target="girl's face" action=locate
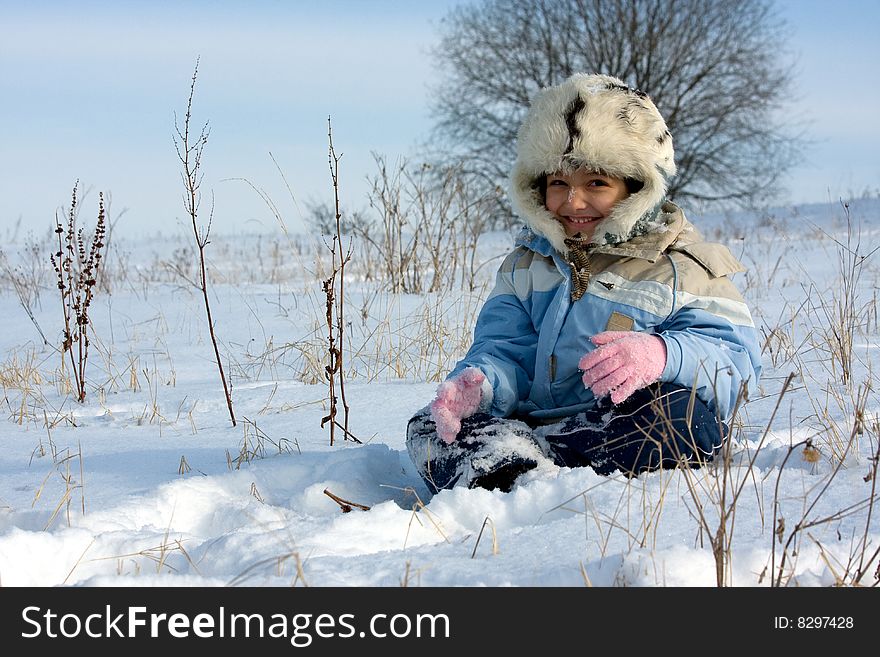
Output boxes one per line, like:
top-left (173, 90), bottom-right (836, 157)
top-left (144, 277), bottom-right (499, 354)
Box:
top-left (545, 170), bottom-right (629, 239)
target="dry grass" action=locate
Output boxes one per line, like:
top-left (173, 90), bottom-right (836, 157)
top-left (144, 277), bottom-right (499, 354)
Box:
top-left (30, 441), bottom-right (86, 530)
top-left (227, 415), bottom-right (299, 470)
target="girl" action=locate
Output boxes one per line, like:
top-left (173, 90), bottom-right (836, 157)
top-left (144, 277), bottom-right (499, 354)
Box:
top-left (407, 74), bottom-right (761, 493)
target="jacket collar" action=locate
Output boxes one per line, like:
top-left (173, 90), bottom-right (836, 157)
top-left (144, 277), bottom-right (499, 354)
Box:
top-left (514, 225), bottom-right (556, 258)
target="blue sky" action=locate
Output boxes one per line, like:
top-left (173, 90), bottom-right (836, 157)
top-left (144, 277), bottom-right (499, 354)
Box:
top-left (1, 0), bottom-right (879, 238)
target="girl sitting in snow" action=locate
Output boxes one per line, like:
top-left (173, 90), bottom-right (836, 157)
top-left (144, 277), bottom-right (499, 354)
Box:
top-left (406, 74), bottom-right (762, 493)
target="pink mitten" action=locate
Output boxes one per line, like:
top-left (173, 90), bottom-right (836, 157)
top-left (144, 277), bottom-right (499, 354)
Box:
top-left (430, 367), bottom-right (486, 444)
top-left (578, 331), bottom-right (667, 404)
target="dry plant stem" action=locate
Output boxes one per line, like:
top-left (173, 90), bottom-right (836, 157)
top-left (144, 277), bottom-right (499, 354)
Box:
top-left (291, 552), bottom-right (309, 587)
top-left (801, 202), bottom-right (879, 389)
top-left (853, 437), bottom-right (880, 585)
top-left (321, 273), bottom-right (338, 445)
top-left (579, 562), bottom-right (594, 587)
top-left (379, 484), bottom-right (451, 547)
top-left (680, 373), bottom-right (793, 586)
top-left (320, 118), bottom-right (358, 445)
top-left (174, 59), bottom-right (236, 427)
top-left (331, 131), bottom-right (351, 442)
top-left (62, 538), bottom-right (96, 585)
top-left (773, 476), bottom-right (875, 586)
top-left (770, 427), bottom-right (863, 587)
top-left (323, 488), bottom-right (370, 513)
top-left (78, 440), bottom-right (85, 515)
top-left (400, 561), bottom-right (413, 587)
top-left (470, 516), bottom-right (499, 558)
top-left (50, 182), bottom-right (107, 402)
top-left (229, 551), bottom-right (309, 587)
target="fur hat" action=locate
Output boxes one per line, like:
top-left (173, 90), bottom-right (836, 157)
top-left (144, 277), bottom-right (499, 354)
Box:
top-left (511, 74), bottom-right (676, 254)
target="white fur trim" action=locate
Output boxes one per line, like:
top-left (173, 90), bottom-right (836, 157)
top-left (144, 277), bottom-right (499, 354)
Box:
top-left (511, 74), bottom-right (675, 254)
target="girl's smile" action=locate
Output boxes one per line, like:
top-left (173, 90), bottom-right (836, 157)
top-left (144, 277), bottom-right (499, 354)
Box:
top-left (544, 170), bottom-right (629, 239)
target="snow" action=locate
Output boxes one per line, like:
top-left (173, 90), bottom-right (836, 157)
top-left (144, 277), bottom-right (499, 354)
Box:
top-left (1, 196), bottom-right (879, 588)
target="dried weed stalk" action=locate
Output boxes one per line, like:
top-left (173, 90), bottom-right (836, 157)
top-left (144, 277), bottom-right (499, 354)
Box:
top-left (173, 59), bottom-right (236, 427)
top-left (320, 117), bottom-right (359, 446)
top-left (50, 181), bottom-right (107, 402)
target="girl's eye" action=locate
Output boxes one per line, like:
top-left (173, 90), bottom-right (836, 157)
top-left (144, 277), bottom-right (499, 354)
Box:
top-left (548, 179), bottom-right (568, 186)
top-left (588, 179), bottom-right (609, 187)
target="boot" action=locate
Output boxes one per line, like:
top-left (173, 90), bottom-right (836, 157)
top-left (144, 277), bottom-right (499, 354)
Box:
top-left (406, 408), bottom-right (543, 493)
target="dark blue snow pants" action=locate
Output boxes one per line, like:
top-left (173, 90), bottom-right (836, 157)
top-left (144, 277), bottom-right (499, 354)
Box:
top-left (406, 383), bottom-right (727, 492)
top-left (542, 383), bottom-right (727, 476)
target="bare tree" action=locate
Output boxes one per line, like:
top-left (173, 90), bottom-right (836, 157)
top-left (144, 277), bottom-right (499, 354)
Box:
top-left (431, 0), bottom-right (801, 209)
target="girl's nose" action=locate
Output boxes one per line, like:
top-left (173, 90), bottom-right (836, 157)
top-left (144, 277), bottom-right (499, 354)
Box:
top-left (566, 185), bottom-right (587, 207)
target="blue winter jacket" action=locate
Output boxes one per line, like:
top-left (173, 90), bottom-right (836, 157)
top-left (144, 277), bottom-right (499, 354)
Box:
top-left (448, 205), bottom-right (762, 423)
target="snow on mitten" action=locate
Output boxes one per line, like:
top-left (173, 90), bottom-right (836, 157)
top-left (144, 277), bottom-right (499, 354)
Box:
top-left (579, 331), bottom-right (667, 405)
top-left (430, 367), bottom-right (486, 444)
